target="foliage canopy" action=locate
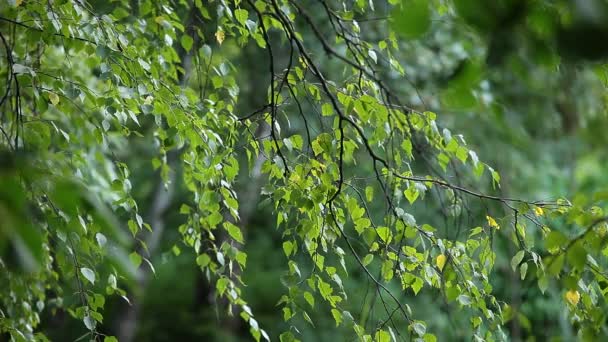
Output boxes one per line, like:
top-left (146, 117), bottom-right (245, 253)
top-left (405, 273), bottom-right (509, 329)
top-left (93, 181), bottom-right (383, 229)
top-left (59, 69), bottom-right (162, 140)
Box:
top-left (2, 0), bottom-right (608, 341)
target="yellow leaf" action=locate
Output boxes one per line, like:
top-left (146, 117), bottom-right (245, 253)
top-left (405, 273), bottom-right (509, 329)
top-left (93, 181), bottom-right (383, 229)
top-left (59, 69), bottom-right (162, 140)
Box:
top-left (48, 92), bottom-right (59, 105)
top-left (486, 215), bottom-right (499, 229)
top-left (534, 206), bottom-right (544, 216)
top-left (436, 254), bottom-right (447, 271)
top-left (215, 29), bottom-right (225, 45)
top-left (15, 0), bottom-right (23, 6)
top-left (565, 290), bottom-right (580, 306)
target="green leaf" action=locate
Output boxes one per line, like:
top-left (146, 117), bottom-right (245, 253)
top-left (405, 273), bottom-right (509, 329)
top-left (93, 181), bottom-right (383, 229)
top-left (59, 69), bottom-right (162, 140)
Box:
top-left (445, 139), bottom-right (458, 152)
top-left (520, 262), bottom-right (528, 280)
top-left (456, 147), bottom-right (469, 163)
top-left (375, 330), bottom-right (390, 342)
top-left (401, 139), bottom-right (413, 158)
top-left (280, 332), bottom-right (296, 342)
top-left (179, 204), bottom-right (191, 214)
top-left (321, 103), bottom-right (334, 116)
top-left (491, 170), bottom-right (501, 186)
top-left (567, 242), bottom-right (587, 270)
top-left (511, 250), bottom-right (525, 271)
top-left (391, 0), bottom-right (431, 39)
top-left (236, 252), bottom-right (247, 267)
top-left (235, 8), bottom-right (249, 25)
top-left (546, 231), bottom-right (567, 253)
top-left (129, 252), bottom-right (142, 268)
top-left (217, 278), bottom-right (229, 296)
top-left (538, 275), bottom-right (549, 294)
top-left (423, 334), bottom-right (437, 342)
top-left (405, 187), bottom-right (419, 204)
top-left (180, 34), bottom-right (194, 52)
top-left (331, 308), bottom-right (342, 326)
top-left (365, 186), bottom-right (374, 202)
top-left (283, 241), bottom-right (294, 257)
top-left (80, 267), bottom-right (96, 285)
top-left (304, 291), bottom-right (315, 308)
top-left (224, 222), bottom-right (244, 244)
top-left (377, 227), bottom-right (392, 244)
top-left (381, 260), bottom-right (394, 281)
top-left (412, 277), bottom-right (423, 294)
top-left (196, 254), bottom-right (211, 267)
top-left (362, 254), bottom-right (374, 266)
top-left (437, 153), bottom-right (450, 171)
top-left (354, 218), bottom-right (371, 234)
top-left (547, 254), bottom-right (565, 276)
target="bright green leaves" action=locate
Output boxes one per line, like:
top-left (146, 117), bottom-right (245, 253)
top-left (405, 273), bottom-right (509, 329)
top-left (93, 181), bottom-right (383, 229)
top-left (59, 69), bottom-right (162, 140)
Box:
top-left (511, 250), bottom-right (525, 271)
top-left (375, 329), bottom-right (391, 342)
top-left (443, 135), bottom-right (469, 164)
top-left (321, 103), bottom-right (334, 116)
top-left (437, 153), bottom-right (450, 171)
top-left (283, 241), bottom-right (295, 257)
top-left (180, 34), bottom-right (194, 52)
top-left (377, 227), bottom-right (392, 244)
top-left (391, 0), bottom-right (431, 39)
top-left (216, 277), bottom-right (230, 297)
top-left (303, 291), bottom-right (315, 308)
top-left (317, 276), bottom-right (335, 304)
top-left (234, 8), bottom-right (249, 25)
top-left (330, 308), bottom-right (342, 326)
top-left (224, 221), bottom-right (244, 244)
top-left (381, 260), bottom-right (394, 281)
top-left (129, 252), bottom-right (142, 268)
top-left (405, 186), bottom-right (419, 204)
top-left (346, 196), bottom-right (371, 235)
top-left (283, 135), bottom-right (303, 152)
top-left (196, 254), bottom-right (211, 268)
top-left (362, 254), bottom-right (374, 266)
top-left (365, 186), bottom-right (374, 202)
top-left (401, 139), bottom-right (413, 159)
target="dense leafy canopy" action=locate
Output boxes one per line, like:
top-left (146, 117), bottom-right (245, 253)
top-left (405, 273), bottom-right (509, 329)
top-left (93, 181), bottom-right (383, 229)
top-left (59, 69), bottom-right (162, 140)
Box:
top-left (2, 0), bottom-right (608, 341)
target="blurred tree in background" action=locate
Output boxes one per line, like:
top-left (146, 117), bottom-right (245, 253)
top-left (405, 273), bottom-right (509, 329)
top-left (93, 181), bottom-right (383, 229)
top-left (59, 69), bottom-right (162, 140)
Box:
top-left (2, 0), bottom-right (608, 341)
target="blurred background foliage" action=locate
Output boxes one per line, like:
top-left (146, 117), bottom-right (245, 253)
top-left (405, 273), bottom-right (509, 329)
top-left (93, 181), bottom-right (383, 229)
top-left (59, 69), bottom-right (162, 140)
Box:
top-left (3, 0), bottom-right (608, 341)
